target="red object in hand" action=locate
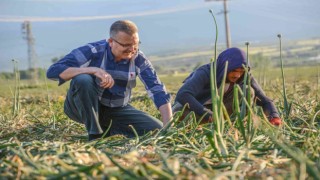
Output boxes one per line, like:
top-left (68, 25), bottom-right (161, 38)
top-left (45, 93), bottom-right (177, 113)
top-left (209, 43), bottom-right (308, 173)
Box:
top-left (269, 117), bottom-right (282, 126)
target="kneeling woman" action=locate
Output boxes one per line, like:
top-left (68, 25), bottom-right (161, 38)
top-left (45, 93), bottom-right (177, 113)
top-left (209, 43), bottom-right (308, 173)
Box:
top-left (173, 47), bottom-right (282, 126)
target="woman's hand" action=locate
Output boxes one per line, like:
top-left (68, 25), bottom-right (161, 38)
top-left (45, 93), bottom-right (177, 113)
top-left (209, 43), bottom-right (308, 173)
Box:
top-left (269, 117), bottom-right (282, 126)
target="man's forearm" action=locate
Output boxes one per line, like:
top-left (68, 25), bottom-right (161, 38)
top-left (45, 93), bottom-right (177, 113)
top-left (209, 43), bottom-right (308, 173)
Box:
top-left (159, 103), bottom-right (172, 126)
top-left (59, 67), bottom-right (99, 81)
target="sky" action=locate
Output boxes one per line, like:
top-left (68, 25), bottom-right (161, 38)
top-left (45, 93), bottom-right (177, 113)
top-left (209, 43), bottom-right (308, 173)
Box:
top-left (0, 0), bottom-right (319, 72)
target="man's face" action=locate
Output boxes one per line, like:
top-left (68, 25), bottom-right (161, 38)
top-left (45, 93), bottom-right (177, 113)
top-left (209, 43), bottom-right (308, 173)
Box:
top-left (227, 67), bottom-right (245, 83)
top-left (109, 31), bottom-right (140, 61)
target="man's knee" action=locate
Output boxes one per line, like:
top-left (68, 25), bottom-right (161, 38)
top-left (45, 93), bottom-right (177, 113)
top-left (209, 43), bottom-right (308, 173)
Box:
top-left (70, 74), bottom-right (99, 95)
top-left (142, 115), bottom-right (163, 130)
top-left (71, 74), bottom-right (95, 87)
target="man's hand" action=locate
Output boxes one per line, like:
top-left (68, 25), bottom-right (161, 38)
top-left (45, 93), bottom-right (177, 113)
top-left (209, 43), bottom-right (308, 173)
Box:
top-left (269, 117), bottom-right (282, 126)
top-left (59, 67), bottom-right (114, 89)
top-left (159, 103), bottom-right (172, 126)
top-left (93, 68), bottom-right (115, 88)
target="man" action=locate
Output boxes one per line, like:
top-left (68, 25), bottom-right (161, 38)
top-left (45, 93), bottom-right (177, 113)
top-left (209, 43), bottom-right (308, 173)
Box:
top-left (173, 47), bottom-right (282, 126)
top-left (47, 20), bottom-right (172, 141)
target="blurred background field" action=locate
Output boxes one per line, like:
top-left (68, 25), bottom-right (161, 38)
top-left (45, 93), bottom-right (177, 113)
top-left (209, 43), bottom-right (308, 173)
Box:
top-left (1, 39), bottom-right (319, 102)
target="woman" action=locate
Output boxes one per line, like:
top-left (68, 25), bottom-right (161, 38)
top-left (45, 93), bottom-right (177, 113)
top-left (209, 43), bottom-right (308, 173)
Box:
top-left (173, 47), bottom-right (282, 126)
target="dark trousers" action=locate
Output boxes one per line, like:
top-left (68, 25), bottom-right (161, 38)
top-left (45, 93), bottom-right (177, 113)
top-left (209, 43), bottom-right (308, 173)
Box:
top-left (64, 74), bottom-right (162, 137)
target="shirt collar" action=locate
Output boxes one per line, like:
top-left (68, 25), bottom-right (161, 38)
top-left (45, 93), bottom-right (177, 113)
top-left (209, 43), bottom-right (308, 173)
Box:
top-left (106, 40), bottom-right (130, 64)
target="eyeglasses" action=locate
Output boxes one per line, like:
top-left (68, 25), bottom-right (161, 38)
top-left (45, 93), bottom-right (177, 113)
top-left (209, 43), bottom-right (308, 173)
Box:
top-left (111, 38), bottom-right (141, 49)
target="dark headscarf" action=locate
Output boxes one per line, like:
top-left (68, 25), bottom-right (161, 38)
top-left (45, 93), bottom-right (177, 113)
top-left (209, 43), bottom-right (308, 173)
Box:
top-left (184, 47), bottom-right (249, 87)
top-left (215, 47), bottom-right (249, 86)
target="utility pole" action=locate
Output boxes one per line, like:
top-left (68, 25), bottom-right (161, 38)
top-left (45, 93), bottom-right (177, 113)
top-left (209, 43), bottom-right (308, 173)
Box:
top-left (22, 21), bottom-right (38, 81)
top-left (206, 0), bottom-right (232, 48)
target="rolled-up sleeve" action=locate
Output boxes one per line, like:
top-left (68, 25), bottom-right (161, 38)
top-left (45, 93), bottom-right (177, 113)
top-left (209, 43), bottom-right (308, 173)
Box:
top-left (136, 55), bottom-right (171, 109)
top-left (46, 45), bottom-right (95, 85)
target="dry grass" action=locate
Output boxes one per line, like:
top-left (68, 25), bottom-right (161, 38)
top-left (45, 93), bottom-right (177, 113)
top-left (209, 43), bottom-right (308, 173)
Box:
top-left (0, 71), bottom-right (319, 179)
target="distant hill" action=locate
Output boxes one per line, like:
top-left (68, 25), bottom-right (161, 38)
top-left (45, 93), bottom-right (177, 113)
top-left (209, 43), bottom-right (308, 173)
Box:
top-left (150, 38), bottom-right (320, 74)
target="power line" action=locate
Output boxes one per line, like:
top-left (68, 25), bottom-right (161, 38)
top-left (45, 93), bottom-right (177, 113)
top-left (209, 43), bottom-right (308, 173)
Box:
top-left (0, 3), bottom-right (216, 23)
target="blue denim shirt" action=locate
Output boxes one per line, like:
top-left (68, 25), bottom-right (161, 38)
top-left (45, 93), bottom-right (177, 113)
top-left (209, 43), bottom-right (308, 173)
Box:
top-left (47, 40), bottom-right (170, 109)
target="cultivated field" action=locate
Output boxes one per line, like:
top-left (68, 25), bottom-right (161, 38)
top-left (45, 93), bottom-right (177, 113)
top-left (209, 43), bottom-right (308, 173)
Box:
top-left (0, 62), bottom-right (319, 179)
